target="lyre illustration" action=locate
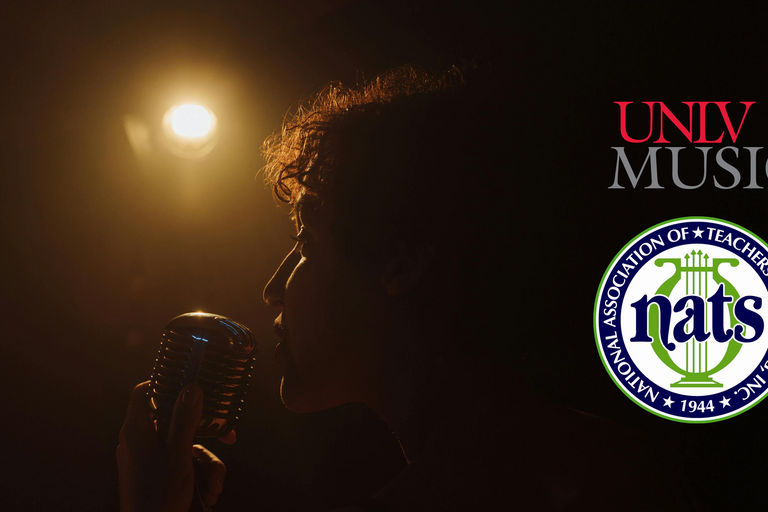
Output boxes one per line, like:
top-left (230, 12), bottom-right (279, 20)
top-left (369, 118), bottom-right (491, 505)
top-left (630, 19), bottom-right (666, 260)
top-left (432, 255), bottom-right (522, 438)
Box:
top-left (649, 250), bottom-right (742, 387)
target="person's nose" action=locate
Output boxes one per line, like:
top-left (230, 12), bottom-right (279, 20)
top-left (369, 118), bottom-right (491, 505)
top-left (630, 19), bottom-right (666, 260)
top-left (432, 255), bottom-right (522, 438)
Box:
top-left (263, 251), bottom-right (300, 307)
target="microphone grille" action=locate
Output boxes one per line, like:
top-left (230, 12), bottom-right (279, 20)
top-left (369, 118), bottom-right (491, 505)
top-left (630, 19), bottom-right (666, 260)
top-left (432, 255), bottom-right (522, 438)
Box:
top-left (148, 312), bottom-right (257, 438)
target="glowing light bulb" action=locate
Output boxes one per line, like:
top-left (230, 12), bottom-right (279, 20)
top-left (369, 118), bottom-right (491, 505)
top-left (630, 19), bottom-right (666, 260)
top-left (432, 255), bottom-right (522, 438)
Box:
top-left (162, 103), bottom-right (219, 159)
top-left (170, 104), bottom-right (213, 138)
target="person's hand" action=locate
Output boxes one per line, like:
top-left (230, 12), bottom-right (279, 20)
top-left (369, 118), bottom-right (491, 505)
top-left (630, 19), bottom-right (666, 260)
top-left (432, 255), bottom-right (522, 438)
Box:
top-left (117, 381), bottom-right (232, 512)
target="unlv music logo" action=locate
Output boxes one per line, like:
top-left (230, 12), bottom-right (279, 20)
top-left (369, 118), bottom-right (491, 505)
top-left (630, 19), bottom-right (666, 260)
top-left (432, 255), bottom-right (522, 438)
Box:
top-left (595, 218), bottom-right (768, 421)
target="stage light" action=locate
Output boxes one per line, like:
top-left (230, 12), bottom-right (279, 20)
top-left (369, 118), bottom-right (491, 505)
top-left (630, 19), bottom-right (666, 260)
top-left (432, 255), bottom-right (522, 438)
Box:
top-left (171, 104), bottom-right (213, 138)
top-left (162, 104), bottom-right (219, 159)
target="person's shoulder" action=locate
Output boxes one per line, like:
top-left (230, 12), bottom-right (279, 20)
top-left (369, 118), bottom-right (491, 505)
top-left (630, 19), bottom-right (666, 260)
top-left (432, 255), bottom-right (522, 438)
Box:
top-left (532, 404), bottom-right (697, 511)
top-left (370, 397), bottom-right (698, 511)
top-left (544, 405), bottom-right (655, 462)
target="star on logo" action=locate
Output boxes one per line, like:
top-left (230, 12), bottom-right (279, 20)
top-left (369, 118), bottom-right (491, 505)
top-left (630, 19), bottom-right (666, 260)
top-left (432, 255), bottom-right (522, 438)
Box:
top-left (693, 227), bottom-right (704, 238)
top-left (720, 396), bottom-right (731, 408)
top-left (663, 396), bottom-right (675, 408)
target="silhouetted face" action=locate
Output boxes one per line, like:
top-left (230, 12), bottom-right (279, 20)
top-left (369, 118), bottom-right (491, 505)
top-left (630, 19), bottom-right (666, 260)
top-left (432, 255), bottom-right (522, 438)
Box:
top-left (263, 198), bottom-right (388, 412)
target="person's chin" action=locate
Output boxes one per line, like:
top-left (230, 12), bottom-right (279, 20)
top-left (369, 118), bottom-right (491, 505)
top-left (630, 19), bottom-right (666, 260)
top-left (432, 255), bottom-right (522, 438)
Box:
top-left (279, 374), bottom-right (312, 412)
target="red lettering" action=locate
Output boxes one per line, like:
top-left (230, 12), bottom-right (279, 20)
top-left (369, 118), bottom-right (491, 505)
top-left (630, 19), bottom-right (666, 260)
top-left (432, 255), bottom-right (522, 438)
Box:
top-left (655, 102), bottom-right (695, 143)
top-left (618, 101), bottom-right (756, 144)
top-left (616, 101), bottom-right (654, 143)
top-left (694, 102), bottom-right (724, 143)
top-left (716, 101), bottom-right (755, 143)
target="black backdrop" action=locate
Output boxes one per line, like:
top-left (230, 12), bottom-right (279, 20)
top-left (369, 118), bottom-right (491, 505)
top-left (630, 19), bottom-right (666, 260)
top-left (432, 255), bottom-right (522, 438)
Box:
top-left (2, 2), bottom-right (767, 511)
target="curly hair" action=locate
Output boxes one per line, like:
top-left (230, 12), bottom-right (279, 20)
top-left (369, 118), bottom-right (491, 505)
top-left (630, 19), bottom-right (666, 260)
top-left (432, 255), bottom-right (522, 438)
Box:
top-left (261, 65), bottom-right (467, 212)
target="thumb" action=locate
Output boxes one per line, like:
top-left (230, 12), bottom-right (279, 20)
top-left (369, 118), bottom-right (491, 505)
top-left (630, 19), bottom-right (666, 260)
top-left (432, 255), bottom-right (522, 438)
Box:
top-left (166, 383), bottom-right (204, 462)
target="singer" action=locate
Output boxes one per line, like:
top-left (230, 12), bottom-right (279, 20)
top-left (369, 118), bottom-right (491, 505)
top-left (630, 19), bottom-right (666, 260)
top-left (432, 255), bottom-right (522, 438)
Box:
top-left (118, 65), bottom-right (695, 511)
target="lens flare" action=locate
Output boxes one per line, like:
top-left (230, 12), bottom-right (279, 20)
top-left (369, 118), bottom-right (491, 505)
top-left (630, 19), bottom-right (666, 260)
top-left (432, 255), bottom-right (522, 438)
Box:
top-left (170, 104), bottom-right (213, 138)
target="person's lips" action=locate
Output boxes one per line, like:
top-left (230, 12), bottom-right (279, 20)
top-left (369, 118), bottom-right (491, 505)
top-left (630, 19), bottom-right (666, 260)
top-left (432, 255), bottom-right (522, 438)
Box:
top-left (273, 315), bottom-right (294, 368)
top-left (273, 317), bottom-right (287, 340)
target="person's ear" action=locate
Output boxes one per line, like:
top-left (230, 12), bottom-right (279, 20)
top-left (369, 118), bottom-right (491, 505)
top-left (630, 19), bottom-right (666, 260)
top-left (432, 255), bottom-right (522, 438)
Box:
top-left (380, 243), bottom-right (435, 296)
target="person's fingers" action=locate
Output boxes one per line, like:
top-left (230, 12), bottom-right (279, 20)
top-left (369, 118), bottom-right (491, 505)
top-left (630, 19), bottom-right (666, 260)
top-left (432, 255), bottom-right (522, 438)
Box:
top-left (166, 383), bottom-right (204, 463)
top-left (156, 417), bottom-right (169, 443)
top-left (119, 381), bottom-right (155, 449)
top-left (218, 430), bottom-right (237, 445)
top-left (205, 493), bottom-right (219, 507)
top-left (192, 445), bottom-right (226, 506)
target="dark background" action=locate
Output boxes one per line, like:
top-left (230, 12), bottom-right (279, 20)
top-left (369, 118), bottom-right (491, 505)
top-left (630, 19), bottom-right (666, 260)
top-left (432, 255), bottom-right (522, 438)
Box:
top-left (2, 1), bottom-right (768, 511)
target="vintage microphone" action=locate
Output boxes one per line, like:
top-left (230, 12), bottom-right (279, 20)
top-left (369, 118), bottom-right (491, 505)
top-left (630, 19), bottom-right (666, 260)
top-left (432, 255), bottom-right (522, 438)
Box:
top-left (147, 312), bottom-right (257, 510)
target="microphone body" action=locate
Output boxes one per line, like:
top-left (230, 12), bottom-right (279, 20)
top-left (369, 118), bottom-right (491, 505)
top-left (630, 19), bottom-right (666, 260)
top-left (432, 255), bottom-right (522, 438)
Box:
top-left (147, 312), bottom-right (257, 438)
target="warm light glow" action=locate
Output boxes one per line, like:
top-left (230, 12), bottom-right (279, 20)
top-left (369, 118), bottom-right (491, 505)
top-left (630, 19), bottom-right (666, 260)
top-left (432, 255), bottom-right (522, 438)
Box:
top-left (170, 104), bottom-right (213, 138)
top-left (161, 103), bottom-right (219, 159)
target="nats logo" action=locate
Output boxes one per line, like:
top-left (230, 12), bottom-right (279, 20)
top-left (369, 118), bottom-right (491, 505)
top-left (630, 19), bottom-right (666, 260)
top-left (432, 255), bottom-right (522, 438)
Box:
top-left (594, 218), bottom-right (768, 422)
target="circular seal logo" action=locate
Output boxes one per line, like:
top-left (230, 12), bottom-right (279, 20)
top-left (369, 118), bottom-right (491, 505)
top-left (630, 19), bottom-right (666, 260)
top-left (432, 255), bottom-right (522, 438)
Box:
top-left (594, 217), bottom-right (768, 422)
